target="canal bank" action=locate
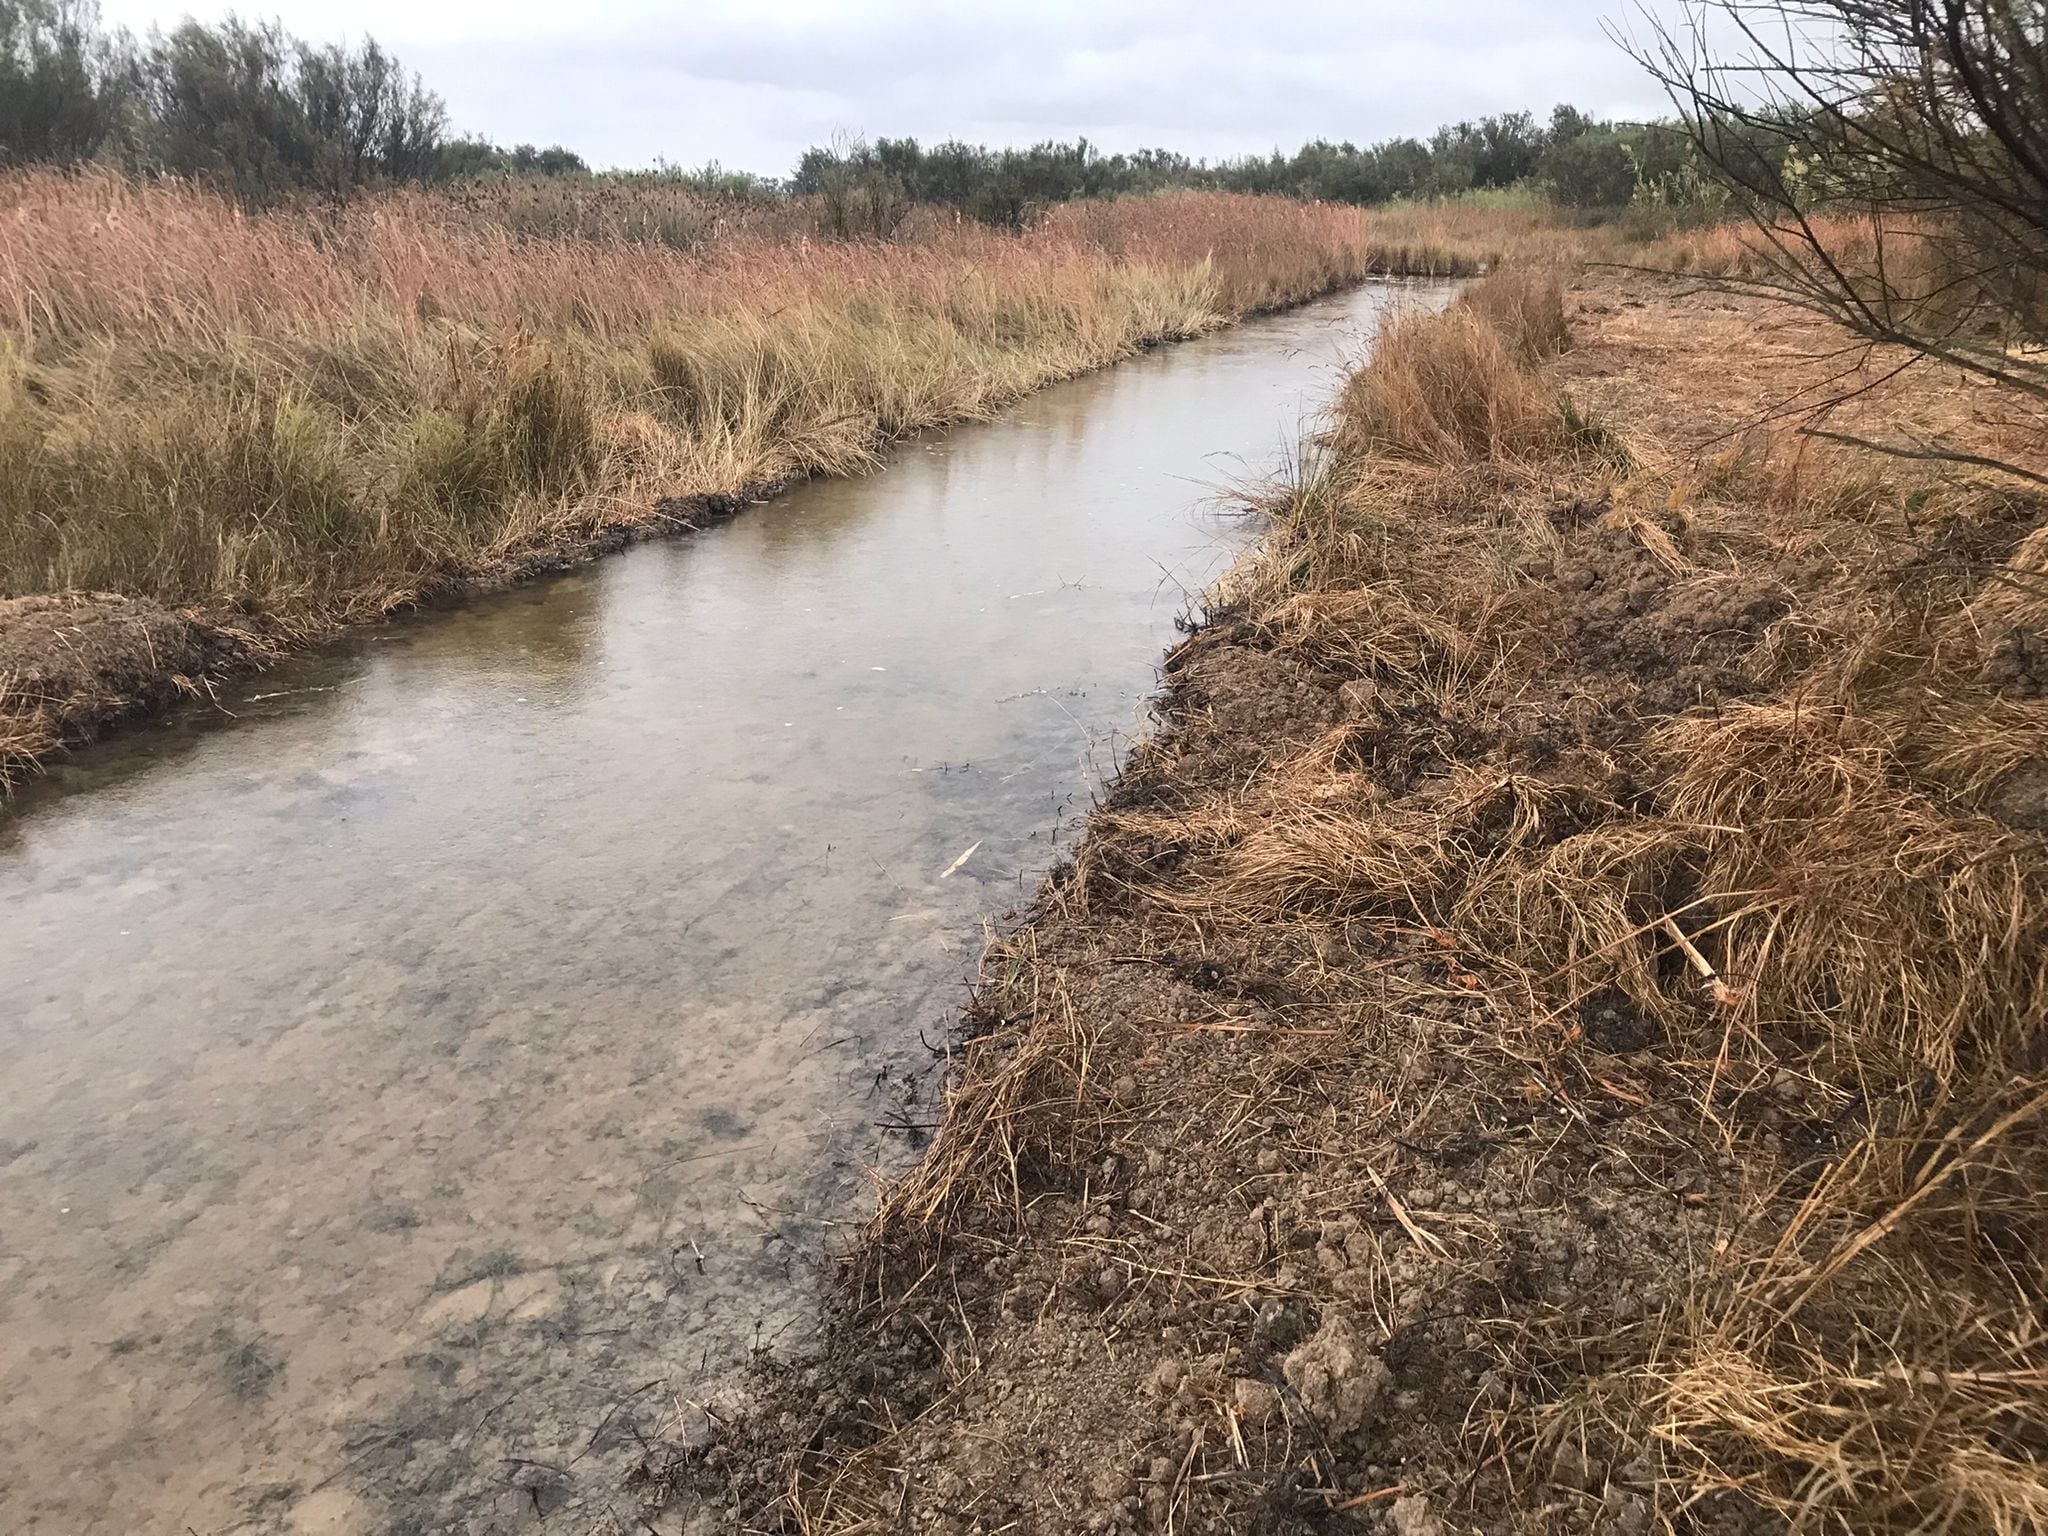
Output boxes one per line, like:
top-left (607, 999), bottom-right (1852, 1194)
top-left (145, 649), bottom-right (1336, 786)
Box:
top-left (660, 272), bottom-right (2048, 1536)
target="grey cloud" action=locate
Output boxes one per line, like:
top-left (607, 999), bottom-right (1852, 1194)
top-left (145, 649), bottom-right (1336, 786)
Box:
top-left (101, 0), bottom-right (1683, 173)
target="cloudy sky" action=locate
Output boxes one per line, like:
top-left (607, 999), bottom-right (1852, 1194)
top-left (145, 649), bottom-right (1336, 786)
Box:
top-left (94, 0), bottom-right (1683, 177)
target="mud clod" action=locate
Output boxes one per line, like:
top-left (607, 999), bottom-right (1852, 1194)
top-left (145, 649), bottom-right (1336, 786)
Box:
top-left (1280, 1310), bottom-right (1388, 1438)
top-left (1389, 1492), bottom-right (1444, 1536)
top-left (0, 592), bottom-right (250, 774)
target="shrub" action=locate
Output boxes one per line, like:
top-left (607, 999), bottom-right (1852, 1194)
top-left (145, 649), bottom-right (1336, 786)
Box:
top-left (1542, 130), bottom-right (1638, 209)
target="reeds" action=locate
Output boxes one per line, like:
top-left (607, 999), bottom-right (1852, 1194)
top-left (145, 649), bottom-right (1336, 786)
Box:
top-left (1332, 271), bottom-right (1576, 466)
top-left (3, 174), bottom-right (1527, 622)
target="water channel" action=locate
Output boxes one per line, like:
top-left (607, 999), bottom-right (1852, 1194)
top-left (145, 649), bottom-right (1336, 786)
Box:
top-left (0, 280), bottom-right (1443, 1534)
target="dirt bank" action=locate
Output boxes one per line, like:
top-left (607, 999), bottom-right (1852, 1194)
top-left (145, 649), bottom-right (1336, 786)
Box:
top-left (644, 272), bottom-right (2048, 1534)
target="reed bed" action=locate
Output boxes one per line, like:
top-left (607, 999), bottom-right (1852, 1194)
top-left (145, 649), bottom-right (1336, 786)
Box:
top-left (0, 174), bottom-right (1537, 627)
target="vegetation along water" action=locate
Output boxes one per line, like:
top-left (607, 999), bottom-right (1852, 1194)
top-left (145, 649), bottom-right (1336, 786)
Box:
top-left (2, 1), bottom-right (2045, 1533)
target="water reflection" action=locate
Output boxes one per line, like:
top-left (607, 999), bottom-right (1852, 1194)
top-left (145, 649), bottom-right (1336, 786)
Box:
top-left (0, 283), bottom-right (1445, 1535)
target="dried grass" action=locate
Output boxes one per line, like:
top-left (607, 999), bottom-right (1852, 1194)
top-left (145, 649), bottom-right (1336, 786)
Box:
top-left (0, 675), bottom-right (53, 776)
top-left (682, 236), bottom-right (2046, 1535)
top-left (1332, 272), bottom-right (1583, 467)
top-left (1140, 273), bottom-right (2048, 1531)
top-left (4, 174), bottom-right (1540, 625)
top-left (1653, 1069), bottom-right (2048, 1529)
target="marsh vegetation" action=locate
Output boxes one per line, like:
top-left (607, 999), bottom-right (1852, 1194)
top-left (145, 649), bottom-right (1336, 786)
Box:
top-left (3, 1), bottom-right (2045, 1531)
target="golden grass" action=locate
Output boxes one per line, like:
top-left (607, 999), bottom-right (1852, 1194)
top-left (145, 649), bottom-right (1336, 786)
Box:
top-left (1333, 271), bottom-right (1577, 466)
top-left (427, 174), bottom-right (810, 250)
top-left (1651, 1067), bottom-right (2048, 1534)
top-left (0, 174), bottom-right (1568, 631)
top-left (1628, 209), bottom-right (2044, 350)
top-left (0, 676), bottom-right (52, 773)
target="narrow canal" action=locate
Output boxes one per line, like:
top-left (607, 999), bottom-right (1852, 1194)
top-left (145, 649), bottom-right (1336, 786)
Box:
top-left (0, 281), bottom-right (1440, 1534)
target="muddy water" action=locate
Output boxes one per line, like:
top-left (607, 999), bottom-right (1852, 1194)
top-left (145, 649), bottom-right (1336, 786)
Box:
top-left (0, 282), bottom-right (1439, 1535)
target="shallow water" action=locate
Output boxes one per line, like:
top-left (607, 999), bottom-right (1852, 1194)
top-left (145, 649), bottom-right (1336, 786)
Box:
top-left (0, 281), bottom-right (1440, 1535)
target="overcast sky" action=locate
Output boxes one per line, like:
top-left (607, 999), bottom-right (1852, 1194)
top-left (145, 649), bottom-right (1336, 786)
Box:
top-left (93, 0), bottom-right (1684, 176)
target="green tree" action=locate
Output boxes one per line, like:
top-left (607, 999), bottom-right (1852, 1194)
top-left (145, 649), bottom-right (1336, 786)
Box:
top-left (0, 0), bottom-right (132, 166)
top-left (145, 18), bottom-right (305, 201)
top-left (508, 142), bottom-right (584, 175)
top-left (433, 135), bottom-right (508, 179)
top-left (1473, 110), bottom-right (1544, 185)
top-left (142, 16), bottom-right (446, 203)
top-left (1548, 102), bottom-right (1593, 145)
top-left (295, 36), bottom-right (444, 189)
top-left (1542, 129), bottom-right (1637, 207)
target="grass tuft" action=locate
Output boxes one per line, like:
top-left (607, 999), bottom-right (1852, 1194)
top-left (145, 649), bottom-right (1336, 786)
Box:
top-left (1331, 272), bottom-right (1594, 468)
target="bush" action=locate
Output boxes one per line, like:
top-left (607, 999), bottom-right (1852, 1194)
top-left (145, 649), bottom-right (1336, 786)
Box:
top-left (1542, 130), bottom-right (1637, 209)
top-left (145, 19), bottom-right (446, 203)
top-left (0, 0), bottom-right (131, 166)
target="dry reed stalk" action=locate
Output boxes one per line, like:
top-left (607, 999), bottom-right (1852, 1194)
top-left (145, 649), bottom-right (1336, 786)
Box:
top-left (2, 174), bottom-right (1449, 627)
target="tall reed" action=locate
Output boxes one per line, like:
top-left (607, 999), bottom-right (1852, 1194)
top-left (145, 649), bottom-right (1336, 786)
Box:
top-left (0, 176), bottom-right (1534, 622)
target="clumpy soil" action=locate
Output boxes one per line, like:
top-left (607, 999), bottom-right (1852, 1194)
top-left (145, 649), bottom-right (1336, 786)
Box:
top-left (640, 276), bottom-right (2048, 1534)
top-left (646, 632), bottom-right (1723, 1536)
top-left (0, 592), bottom-right (254, 773)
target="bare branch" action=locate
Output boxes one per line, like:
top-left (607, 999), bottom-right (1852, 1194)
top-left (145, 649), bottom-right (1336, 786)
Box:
top-left (1800, 426), bottom-right (2048, 487)
top-left (1615, 0), bottom-right (2048, 486)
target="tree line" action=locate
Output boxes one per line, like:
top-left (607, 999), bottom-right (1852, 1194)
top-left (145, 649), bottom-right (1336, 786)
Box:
top-left (790, 108), bottom-right (1712, 231)
top-left (4, 0), bottom-right (1729, 217)
top-left (0, 0), bottom-right (584, 202)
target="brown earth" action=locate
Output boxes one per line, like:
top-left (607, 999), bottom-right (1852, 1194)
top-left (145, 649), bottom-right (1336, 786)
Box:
top-left (0, 591), bottom-right (255, 776)
top-left (641, 272), bottom-right (2048, 1535)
